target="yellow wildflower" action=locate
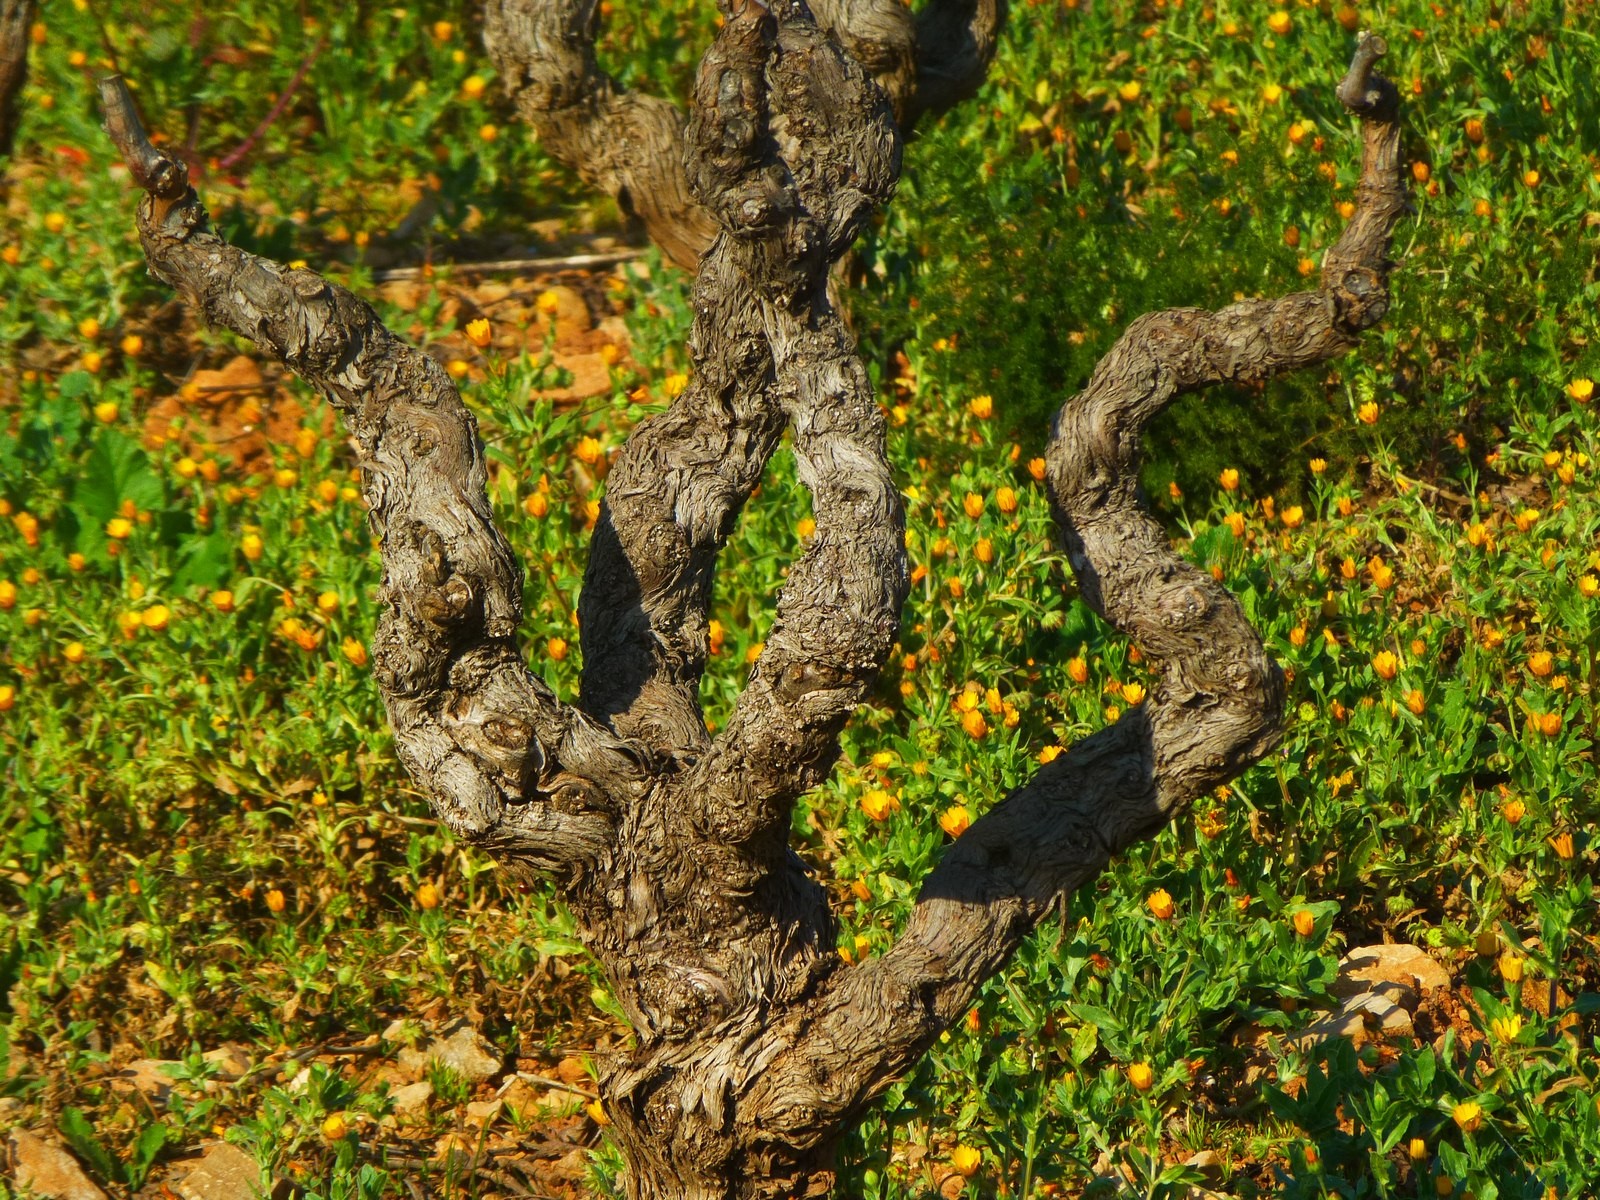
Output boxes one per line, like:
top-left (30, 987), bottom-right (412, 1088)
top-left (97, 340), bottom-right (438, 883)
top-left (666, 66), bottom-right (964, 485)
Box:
top-left (1489, 1013), bottom-right (1521, 1044)
top-left (938, 806), bottom-right (971, 838)
top-left (861, 789), bottom-right (899, 821)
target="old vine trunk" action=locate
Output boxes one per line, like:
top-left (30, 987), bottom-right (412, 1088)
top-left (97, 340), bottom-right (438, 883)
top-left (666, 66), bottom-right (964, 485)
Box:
top-left (102, 1), bottom-right (1405, 1195)
top-left (0, 0), bottom-right (36, 161)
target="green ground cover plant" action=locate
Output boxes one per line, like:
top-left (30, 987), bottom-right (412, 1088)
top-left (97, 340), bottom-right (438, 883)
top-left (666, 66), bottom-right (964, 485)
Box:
top-left (0, 2), bottom-right (1596, 1198)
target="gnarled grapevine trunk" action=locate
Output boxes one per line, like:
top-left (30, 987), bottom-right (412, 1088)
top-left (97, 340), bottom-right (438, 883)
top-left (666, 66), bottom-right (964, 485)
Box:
top-left (0, 0), bottom-right (36, 161)
top-left (102, 2), bottom-right (1406, 1194)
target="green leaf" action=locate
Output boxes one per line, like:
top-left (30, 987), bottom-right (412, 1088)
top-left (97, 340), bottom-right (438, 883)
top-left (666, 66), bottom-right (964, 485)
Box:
top-left (71, 431), bottom-right (165, 540)
top-left (1063, 1003), bottom-right (1123, 1035)
top-left (130, 1122), bottom-right (170, 1187)
top-left (55, 371), bottom-right (97, 400)
top-left (1070, 1020), bottom-right (1099, 1065)
top-left (173, 526), bottom-right (236, 590)
top-left (58, 1107), bottom-right (122, 1184)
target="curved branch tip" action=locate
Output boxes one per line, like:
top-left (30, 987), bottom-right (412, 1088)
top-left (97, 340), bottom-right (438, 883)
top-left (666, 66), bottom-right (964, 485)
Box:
top-left (1337, 32), bottom-right (1394, 114)
top-left (98, 73), bottom-right (187, 200)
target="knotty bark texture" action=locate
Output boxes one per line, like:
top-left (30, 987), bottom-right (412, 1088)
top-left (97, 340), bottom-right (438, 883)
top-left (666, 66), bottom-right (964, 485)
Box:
top-left (104, 12), bottom-right (1406, 1198)
top-left (0, 0), bottom-right (35, 160)
top-left (485, 0), bottom-right (1005, 270)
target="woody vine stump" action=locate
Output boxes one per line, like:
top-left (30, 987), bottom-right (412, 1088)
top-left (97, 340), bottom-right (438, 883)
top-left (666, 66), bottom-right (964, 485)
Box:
top-left (102, 5), bottom-right (1406, 1196)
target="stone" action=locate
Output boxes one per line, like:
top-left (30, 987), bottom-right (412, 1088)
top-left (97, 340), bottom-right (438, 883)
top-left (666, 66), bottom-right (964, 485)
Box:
top-left (381, 1017), bottom-right (419, 1046)
top-left (500, 1076), bottom-right (584, 1120)
top-left (173, 1141), bottom-right (278, 1200)
top-left (1186, 1149), bottom-right (1224, 1180)
top-left (202, 1044), bottom-right (252, 1080)
top-left (1333, 944), bottom-right (1451, 1000)
top-left (541, 351), bottom-right (618, 401)
top-left (464, 1098), bottom-right (503, 1127)
top-left (1295, 991), bottom-right (1414, 1047)
top-left (555, 1055), bottom-right (590, 1086)
top-left (390, 1080), bottom-right (433, 1119)
top-left (432, 1130), bottom-right (477, 1167)
top-left (187, 356), bottom-right (265, 405)
top-left (376, 280), bottom-right (429, 313)
top-left (8, 1130), bottom-right (108, 1200)
top-left (109, 1059), bottom-right (179, 1105)
top-left (553, 1147), bottom-right (590, 1177)
top-left (534, 285), bottom-right (592, 334)
top-left (395, 1020), bottom-right (502, 1083)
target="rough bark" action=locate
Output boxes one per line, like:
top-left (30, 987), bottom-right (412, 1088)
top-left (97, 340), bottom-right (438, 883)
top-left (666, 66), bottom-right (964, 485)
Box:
top-left (740, 38), bottom-right (1408, 1137)
top-left (104, 20), bottom-right (1406, 1200)
top-left (0, 0), bottom-right (35, 160)
top-left (485, 0), bottom-right (1005, 271)
top-left (100, 77), bottom-right (634, 882)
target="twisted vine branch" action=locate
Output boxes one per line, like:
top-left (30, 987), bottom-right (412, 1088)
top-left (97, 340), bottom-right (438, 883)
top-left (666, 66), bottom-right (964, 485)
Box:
top-left (100, 75), bottom-right (632, 882)
top-left (741, 31), bottom-right (1407, 1137)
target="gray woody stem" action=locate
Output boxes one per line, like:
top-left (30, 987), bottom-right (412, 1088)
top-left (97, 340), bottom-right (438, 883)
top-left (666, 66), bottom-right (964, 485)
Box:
top-left (0, 0), bottom-right (37, 161)
top-left (484, 0), bottom-right (1004, 271)
top-left (99, 75), bottom-right (631, 881)
top-left (739, 30), bottom-right (1406, 1144)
